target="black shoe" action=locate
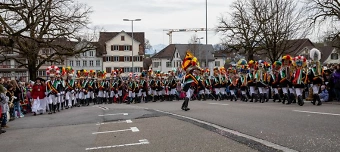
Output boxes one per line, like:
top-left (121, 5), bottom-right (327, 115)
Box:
top-left (33, 112), bottom-right (36, 116)
top-left (297, 95), bottom-right (304, 106)
top-left (0, 129), bottom-right (6, 134)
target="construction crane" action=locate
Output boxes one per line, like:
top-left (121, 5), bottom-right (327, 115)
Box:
top-left (163, 28), bottom-right (215, 44)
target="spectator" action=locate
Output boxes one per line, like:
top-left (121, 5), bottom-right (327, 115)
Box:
top-left (332, 64), bottom-right (340, 101)
top-left (0, 85), bottom-right (9, 133)
top-left (319, 85), bottom-right (329, 102)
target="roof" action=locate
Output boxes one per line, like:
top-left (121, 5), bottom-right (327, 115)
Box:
top-left (318, 46), bottom-right (335, 63)
top-left (143, 57), bottom-right (152, 70)
top-left (283, 39), bottom-right (315, 56)
top-left (152, 44), bottom-right (215, 61)
top-left (98, 31), bottom-right (145, 55)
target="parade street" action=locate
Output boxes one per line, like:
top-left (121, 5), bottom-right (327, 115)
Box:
top-left (1, 100), bottom-right (340, 152)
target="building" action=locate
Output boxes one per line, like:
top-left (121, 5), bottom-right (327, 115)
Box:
top-left (319, 46), bottom-right (338, 64)
top-left (65, 42), bottom-right (103, 72)
top-left (151, 44), bottom-right (215, 72)
top-left (98, 31), bottom-right (145, 75)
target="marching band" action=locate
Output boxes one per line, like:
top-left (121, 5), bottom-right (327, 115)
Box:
top-left (25, 48), bottom-right (329, 116)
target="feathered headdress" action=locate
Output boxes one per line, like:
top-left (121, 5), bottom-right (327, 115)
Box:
top-left (272, 61), bottom-right (282, 71)
top-left (248, 60), bottom-right (256, 69)
top-left (65, 67), bottom-right (74, 77)
top-left (89, 70), bottom-right (96, 78)
top-left (293, 56), bottom-right (307, 67)
top-left (182, 50), bottom-right (201, 72)
top-left (309, 48), bottom-right (321, 61)
top-left (46, 65), bottom-right (60, 77)
top-left (111, 70), bottom-right (117, 78)
top-left (96, 71), bottom-right (106, 80)
top-left (76, 69), bottom-right (88, 79)
top-left (281, 55), bottom-right (293, 66)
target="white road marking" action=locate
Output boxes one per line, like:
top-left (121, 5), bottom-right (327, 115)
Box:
top-left (154, 109), bottom-right (298, 152)
top-left (98, 113), bottom-right (128, 116)
top-left (85, 139), bottom-right (149, 150)
top-left (293, 110), bottom-right (340, 116)
top-left (92, 105), bottom-right (109, 110)
top-left (92, 127), bottom-right (139, 134)
top-left (96, 119), bottom-right (133, 125)
top-left (208, 103), bottom-right (229, 106)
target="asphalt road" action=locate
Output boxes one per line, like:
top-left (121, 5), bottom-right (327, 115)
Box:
top-left (1, 99), bottom-right (339, 152)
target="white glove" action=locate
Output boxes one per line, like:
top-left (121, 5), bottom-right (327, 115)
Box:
top-left (13, 96), bottom-right (17, 99)
top-left (57, 93), bottom-right (60, 96)
top-left (71, 90), bottom-right (75, 93)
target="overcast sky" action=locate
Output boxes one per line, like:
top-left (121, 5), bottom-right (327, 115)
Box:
top-left (79, 0), bottom-right (233, 46)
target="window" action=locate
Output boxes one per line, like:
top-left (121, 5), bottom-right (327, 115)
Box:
top-left (82, 52), bottom-right (87, 57)
top-left (135, 56), bottom-right (141, 62)
top-left (331, 53), bottom-right (338, 60)
top-left (83, 60), bottom-right (87, 66)
top-left (76, 60), bottom-right (80, 66)
top-left (69, 60), bottom-right (74, 66)
top-left (121, 36), bottom-right (125, 41)
top-left (96, 60), bottom-right (100, 66)
top-left (106, 67), bottom-right (111, 73)
top-left (114, 45), bottom-right (119, 51)
top-left (124, 67), bottom-right (132, 72)
top-left (113, 56), bottom-right (119, 62)
top-left (166, 61), bottom-right (172, 67)
top-left (176, 53), bottom-right (179, 58)
top-left (153, 62), bottom-right (161, 67)
top-left (124, 45), bottom-right (131, 51)
top-left (37, 71), bottom-right (46, 77)
top-left (106, 56), bottom-right (111, 62)
top-left (89, 60), bottom-right (94, 66)
top-left (215, 61), bottom-right (220, 67)
top-left (134, 67), bottom-right (141, 72)
top-left (89, 51), bottom-right (94, 57)
top-left (124, 56), bottom-right (130, 61)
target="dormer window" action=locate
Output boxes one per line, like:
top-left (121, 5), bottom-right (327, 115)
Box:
top-left (331, 53), bottom-right (339, 60)
top-left (121, 36), bottom-right (125, 41)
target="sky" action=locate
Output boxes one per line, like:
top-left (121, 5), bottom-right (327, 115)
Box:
top-left (79, 0), bottom-right (233, 47)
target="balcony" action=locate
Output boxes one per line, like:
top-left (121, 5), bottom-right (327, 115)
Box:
top-left (0, 64), bottom-right (26, 71)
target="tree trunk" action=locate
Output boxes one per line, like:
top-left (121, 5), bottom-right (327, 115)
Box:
top-left (28, 65), bottom-right (38, 81)
top-left (247, 50), bottom-right (254, 61)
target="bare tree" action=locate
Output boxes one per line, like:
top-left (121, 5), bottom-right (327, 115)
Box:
top-left (305, 0), bottom-right (340, 49)
top-left (218, 0), bottom-right (309, 63)
top-left (217, 0), bottom-right (264, 60)
top-left (256, 0), bottom-right (309, 63)
top-left (0, 0), bottom-right (94, 80)
top-left (145, 39), bottom-right (152, 50)
top-left (187, 34), bottom-right (203, 63)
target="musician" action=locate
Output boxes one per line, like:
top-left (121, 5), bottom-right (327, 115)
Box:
top-left (219, 67), bottom-right (228, 100)
top-left (127, 73), bottom-right (136, 104)
top-left (307, 48), bottom-right (323, 106)
top-left (55, 74), bottom-right (64, 112)
top-left (31, 78), bottom-right (46, 115)
top-left (270, 61), bottom-right (283, 102)
top-left (154, 71), bottom-right (164, 102)
top-left (46, 66), bottom-right (60, 114)
top-left (139, 72), bottom-right (148, 103)
top-left (147, 69), bottom-right (154, 102)
top-left (87, 71), bottom-right (96, 106)
top-left (150, 73), bottom-right (157, 102)
top-left (256, 60), bottom-right (268, 103)
top-left (203, 69), bottom-right (213, 100)
top-left (169, 70), bottom-right (177, 101)
top-left (117, 69), bottom-right (124, 103)
top-left (196, 69), bottom-right (206, 101)
top-left (162, 73), bottom-right (170, 101)
top-left (247, 60), bottom-right (258, 102)
top-left (181, 51), bottom-right (201, 111)
top-left (280, 55), bottom-right (293, 105)
top-left (65, 67), bottom-right (75, 108)
top-left (77, 69), bottom-right (88, 107)
top-left (96, 71), bottom-right (106, 105)
top-left (292, 56), bottom-right (307, 106)
top-left (109, 70), bottom-right (117, 104)
top-left (212, 67), bottom-right (222, 100)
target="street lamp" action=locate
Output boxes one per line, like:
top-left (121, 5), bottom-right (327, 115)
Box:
top-left (123, 18), bottom-right (141, 73)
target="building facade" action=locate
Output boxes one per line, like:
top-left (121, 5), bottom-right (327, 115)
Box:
top-left (65, 45), bottom-right (103, 73)
top-left (99, 31), bottom-right (145, 75)
top-left (151, 44), bottom-right (215, 73)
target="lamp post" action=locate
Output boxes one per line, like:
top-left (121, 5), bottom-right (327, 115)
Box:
top-left (123, 18), bottom-right (141, 73)
top-left (195, 37), bottom-right (204, 66)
